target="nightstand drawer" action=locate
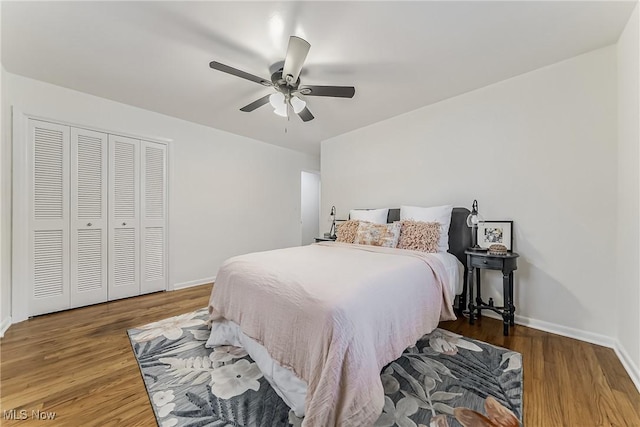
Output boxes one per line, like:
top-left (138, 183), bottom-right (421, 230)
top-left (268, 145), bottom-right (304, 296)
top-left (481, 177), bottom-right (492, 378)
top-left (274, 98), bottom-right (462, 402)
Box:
top-left (470, 256), bottom-right (503, 269)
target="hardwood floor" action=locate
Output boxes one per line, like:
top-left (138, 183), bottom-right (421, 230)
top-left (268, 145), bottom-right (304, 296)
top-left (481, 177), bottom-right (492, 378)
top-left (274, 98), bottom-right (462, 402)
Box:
top-left (443, 316), bottom-right (640, 426)
top-left (1, 284), bottom-right (639, 426)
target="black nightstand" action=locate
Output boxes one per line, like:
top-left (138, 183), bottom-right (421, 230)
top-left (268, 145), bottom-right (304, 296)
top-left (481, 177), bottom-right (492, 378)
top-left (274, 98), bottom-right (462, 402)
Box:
top-left (465, 250), bottom-right (519, 336)
top-left (314, 237), bottom-right (336, 242)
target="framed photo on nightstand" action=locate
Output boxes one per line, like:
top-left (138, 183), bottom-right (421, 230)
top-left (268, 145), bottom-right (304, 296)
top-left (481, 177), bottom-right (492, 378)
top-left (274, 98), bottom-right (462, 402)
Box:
top-left (477, 221), bottom-right (513, 250)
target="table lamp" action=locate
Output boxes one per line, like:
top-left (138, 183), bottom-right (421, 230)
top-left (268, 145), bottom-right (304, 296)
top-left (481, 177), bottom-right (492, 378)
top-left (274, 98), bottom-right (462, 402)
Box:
top-left (329, 206), bottom-right (337, 239)
top-left (466, 200), bottom-right (485, 251)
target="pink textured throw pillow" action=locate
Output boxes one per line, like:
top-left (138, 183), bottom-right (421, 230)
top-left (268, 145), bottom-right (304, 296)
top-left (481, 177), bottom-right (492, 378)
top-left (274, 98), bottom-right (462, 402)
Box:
top-left (354, 222), bottom-right (401, 248)
top-left (397, 220), bottom-right (441, 252)
top-left (336, 220), bottom-right (360, 243)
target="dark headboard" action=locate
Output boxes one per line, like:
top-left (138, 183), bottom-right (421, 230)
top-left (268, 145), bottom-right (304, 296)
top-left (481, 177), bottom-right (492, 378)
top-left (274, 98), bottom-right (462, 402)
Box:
top-left (386, 207), bottom-right (471, 266)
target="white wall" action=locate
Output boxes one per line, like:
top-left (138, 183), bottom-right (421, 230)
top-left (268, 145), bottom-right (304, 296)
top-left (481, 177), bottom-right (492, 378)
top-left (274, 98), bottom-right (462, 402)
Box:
top-left (322, 46), bottom-right (618, 341)
top-left (617, 3), bottom-right (640, 388)
top-left (0, 1), bottom-right (10, 335)
top-left (0, 65), bottom-right (9, 335)
top-left (2, 72), bottom-right (319, 323)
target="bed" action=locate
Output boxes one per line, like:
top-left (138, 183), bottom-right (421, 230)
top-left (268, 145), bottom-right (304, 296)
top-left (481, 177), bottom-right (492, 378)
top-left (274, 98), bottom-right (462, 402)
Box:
top-left (207, 207), bottom-right (471, 426)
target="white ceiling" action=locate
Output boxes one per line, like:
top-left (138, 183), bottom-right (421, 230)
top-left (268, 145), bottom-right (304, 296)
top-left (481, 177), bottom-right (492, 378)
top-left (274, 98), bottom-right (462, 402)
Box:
top-left (2, 1), bottom-right (636, 156)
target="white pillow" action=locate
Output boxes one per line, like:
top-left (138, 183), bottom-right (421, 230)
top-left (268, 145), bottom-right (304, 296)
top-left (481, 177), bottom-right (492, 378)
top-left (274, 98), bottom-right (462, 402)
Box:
top-left (349, 208), bottom-right (389, 224)
top-left (400, 205), bottom-right (453, 252)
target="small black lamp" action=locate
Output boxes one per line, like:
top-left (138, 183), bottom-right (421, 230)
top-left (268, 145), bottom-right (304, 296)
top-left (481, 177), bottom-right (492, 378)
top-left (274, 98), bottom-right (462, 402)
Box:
top-left (466, 200), bottom-right (485, 251)
top-left (329, 206), bottom-right (337, 239)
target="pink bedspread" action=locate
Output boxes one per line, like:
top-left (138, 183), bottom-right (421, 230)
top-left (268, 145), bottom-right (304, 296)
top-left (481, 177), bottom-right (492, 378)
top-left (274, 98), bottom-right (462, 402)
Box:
top-left (208, 242), bottom-right (456, 426)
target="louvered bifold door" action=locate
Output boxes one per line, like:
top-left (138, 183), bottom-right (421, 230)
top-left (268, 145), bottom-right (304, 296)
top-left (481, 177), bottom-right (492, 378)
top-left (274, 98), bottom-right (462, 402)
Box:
top-left (28, 119), bottom-right (71, 316)
top-left (71, 128), bottom-right (108, 308)
top-left (108, 135), bottom-right (140, 300)
top-left (141, 141), bottom-right (168, 294)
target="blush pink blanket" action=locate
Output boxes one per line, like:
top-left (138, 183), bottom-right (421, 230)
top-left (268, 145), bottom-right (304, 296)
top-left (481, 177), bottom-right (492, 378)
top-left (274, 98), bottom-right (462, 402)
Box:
top-left (208, 242), bottom-right (456, 427)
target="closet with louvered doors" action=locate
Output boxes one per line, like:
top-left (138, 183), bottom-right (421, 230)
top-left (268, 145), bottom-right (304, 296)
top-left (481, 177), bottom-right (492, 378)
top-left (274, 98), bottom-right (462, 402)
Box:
top-left (26, 119), bottom-right (168, 316)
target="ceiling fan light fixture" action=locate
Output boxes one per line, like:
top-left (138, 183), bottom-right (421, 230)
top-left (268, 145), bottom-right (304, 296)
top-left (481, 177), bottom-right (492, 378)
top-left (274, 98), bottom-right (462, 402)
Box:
top-left (269, 92), bottom-right (288, 117)
top-left (273, 104), bottom-right (288, 117)
top-left (269, 92), bottom-right (285, 109)
top-left (290, 96), bottom-right (306, 114)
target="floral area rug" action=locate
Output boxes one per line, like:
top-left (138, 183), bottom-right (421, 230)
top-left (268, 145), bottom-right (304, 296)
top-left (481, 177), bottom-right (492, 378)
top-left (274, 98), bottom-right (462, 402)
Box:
top-left (128, 308), bottom-right (523, 427)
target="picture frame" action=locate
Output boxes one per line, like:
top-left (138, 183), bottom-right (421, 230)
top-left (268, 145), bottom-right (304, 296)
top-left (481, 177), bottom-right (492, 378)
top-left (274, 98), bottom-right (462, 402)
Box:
top-left (477, 221), bottom-right (513, 250)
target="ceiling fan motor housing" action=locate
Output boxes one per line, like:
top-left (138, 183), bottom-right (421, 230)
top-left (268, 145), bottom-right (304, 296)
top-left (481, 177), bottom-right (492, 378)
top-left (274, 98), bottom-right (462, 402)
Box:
top-left (271, 70), bottom-right (300, 91)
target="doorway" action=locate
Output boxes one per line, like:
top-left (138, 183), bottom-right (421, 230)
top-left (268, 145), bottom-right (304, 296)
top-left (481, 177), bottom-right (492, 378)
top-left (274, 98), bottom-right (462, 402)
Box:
top-left (300, 171), bottom-right (320, 245)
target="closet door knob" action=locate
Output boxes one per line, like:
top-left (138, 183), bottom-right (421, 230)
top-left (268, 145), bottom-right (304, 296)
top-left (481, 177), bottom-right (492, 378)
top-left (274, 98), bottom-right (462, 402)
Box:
top-left (87, 223), bottom-right (92, 227)
top-left (122, 222), bottom-right (127, 226)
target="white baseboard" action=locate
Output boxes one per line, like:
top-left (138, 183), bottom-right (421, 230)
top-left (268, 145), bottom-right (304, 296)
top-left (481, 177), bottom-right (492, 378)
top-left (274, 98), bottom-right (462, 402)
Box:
top-left (614, 342), bottom-right (640, 393)
top-left (0, 316), bottom-right (12, 338)
top-left (516, 313), bottom-right (616, 348)
top-left (477, 311), bottom-right (639, 393)
top-left (172, 277), bottom-right (216, 291)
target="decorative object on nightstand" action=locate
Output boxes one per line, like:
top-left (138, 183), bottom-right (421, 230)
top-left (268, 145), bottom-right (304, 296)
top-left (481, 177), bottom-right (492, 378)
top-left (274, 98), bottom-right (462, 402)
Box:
top-left (466, 200), bottom-right (486, 251)
top-left (465, 249), bottom-right (519, 336)
top-left (477, 221), bottom-right (513, 250)
top-left (315, 236), bottom-right (337, 242)
top-left (488, 244), bottom-right (508, 255)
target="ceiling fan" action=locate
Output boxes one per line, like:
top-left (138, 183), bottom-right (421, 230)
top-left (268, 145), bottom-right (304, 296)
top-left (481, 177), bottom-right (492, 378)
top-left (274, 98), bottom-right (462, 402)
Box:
top-left (209, 36), bottom-right (355, 122)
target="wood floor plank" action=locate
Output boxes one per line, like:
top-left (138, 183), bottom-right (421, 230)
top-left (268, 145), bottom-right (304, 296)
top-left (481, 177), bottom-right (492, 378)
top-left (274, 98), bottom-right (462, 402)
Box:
top-left (1, 284), bottom-right (639, 426)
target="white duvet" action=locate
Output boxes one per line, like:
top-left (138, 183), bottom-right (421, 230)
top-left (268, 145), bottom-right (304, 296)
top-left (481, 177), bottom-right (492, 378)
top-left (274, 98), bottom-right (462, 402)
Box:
top-left (207, 242), bottom-right (458, 426)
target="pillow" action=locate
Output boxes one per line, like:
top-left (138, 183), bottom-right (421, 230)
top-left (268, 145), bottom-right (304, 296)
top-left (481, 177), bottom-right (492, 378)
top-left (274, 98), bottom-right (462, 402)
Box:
top-left (400, 205), bottom-right (453, 252)
top-left (336, 220), bottom-right (360, 243)
top-left (397, 220), bottom-right (441, 253)
top-left (349, 208), bottom-right (389, 224)
top-left (354, 222), bottom-right (401, 248)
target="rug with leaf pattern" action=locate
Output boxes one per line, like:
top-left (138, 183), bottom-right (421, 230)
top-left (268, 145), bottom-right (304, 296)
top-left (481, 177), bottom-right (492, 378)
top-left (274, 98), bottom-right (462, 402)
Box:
top-left (128, 308), bottom-right (523, 427)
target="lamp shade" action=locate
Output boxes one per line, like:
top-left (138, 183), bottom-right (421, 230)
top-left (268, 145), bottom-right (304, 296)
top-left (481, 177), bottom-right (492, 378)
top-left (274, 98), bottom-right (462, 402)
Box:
top-left (466, 200), bottom-right (483, 227)
top-left (466, 212), bottom-right (483, 227)
top-left (273, 104), bottom-right (288, 117)
top-left (269, 92), bottom-right (288, 117)
top-left (290, 96), bottom-right (306, 114)
top-left (269, 92), bottom-right (285, 108)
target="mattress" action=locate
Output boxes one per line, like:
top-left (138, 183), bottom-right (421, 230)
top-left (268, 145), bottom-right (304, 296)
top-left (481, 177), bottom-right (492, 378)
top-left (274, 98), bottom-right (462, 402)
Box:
top-left (206, 249), bottom-right (463, 419)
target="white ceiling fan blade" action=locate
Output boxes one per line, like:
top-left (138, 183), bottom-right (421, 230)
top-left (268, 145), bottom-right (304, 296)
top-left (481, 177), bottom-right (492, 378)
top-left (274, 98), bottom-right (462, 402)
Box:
top-left (282, 36), bottom-right (310, 86)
